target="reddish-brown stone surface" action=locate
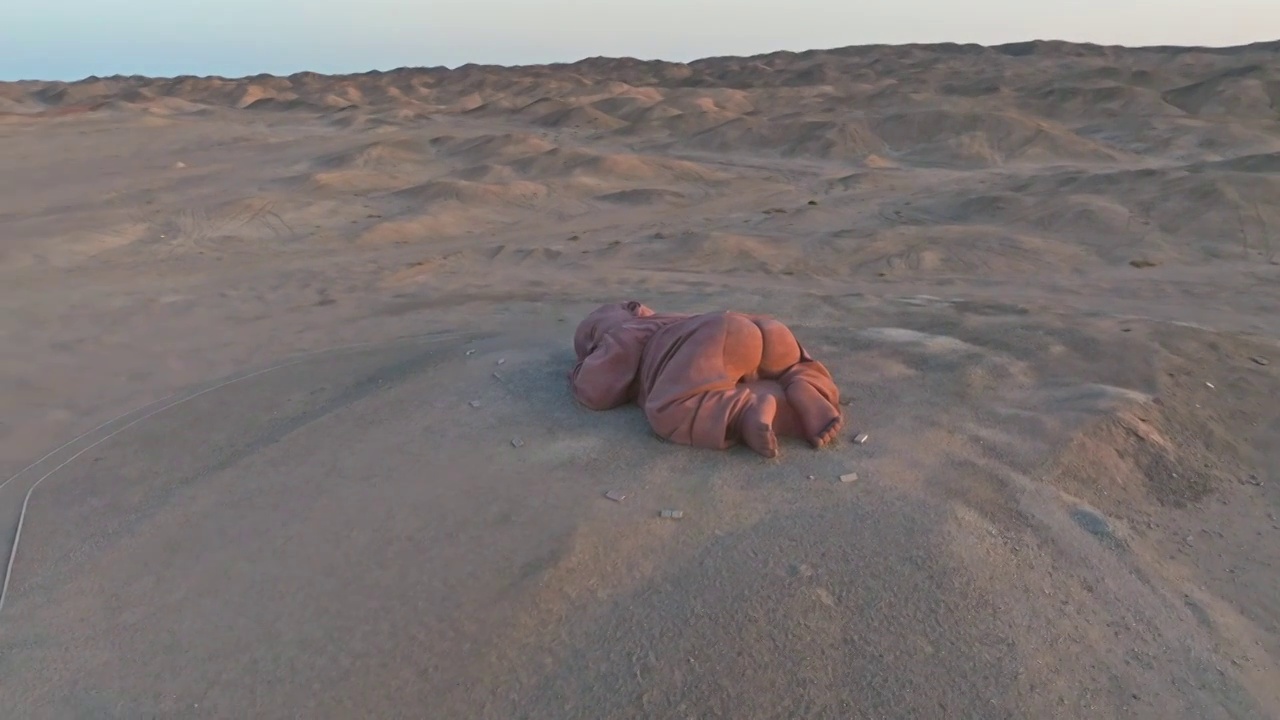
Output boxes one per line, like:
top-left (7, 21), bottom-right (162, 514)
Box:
top-left (570, 301), bottom-right (842, 457)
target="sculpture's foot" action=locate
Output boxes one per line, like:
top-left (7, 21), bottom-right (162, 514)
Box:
top-left (808, 413), bottom-right (843, 449)
top-left (786, 381), bottom-right (844, 448)
top-left (740, 393), bottom-right (779, 459)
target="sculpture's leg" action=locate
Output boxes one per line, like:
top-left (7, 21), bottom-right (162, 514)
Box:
top-left (778, 361), bottom-right (843, 448)
top-left (642, 312), bottom-right (777, 455)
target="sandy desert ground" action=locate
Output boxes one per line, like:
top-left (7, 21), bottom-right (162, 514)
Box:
top-left (2, 39), bottom-right (1280, 718)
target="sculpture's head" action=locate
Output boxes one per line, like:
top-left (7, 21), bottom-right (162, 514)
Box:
top-left (573, 301), bottom-right (654, 359)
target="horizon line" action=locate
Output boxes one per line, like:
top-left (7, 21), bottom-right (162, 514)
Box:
top-left (4, 36), bottom-right (1278, 85)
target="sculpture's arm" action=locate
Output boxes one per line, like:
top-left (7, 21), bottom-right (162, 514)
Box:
top-left (569, 331), bottom-right (643, 410)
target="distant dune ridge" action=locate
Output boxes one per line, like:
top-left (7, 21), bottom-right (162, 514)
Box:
top-left (5, 39), bottom-right (1274, 262)
top-left (2, 40), bottom-right (1280, 719)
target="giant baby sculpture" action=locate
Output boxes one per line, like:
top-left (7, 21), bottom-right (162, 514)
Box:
top-left (568, 301), bottom-right (843, 458)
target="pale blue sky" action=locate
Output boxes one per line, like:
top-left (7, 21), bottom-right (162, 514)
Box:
top-left (3, 0), bottom-right (1277, 81)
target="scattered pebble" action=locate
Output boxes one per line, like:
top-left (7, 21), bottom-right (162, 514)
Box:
top-left (807, 475), bottom-right (815, 480)
top-left (853, 433), bottom-right (870, 445)
top-left (840, 472), bottom-right (859, 483)
top-left (604, 489), bottom-right (626, 502)
top-left (466, 349), bottom-right (476, 356)
top-left (492, 371), bottom-right (503, 380)
top-left (659, 509), bottom-right (684, 519)
top-left (469, 400), bottom-right (481, 408)
top-left (1251, 356), bottom-right (1270, 366)
top-left (497, 358), bottom-right (506, 365)
top-left (511, 437), bottom-right (524, 448)
top-left (1205, 382), bottom-right (1215, 389)
top-left (173, 161), bottom-right (187, 169)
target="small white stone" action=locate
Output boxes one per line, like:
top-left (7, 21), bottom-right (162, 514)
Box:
top-left (511, 437), bottom-right (524, 448)
top-left (496, 358), bottom-right (506, 365)
top-left (469, 400), bottom-right (481, 408)
top-left (1205, 382), bottom-right (1215, 389)
top-left (604, 489), bottom-right (626, 502)
top-left (840, 472), bottom-right (859, 483)
top-left (660, 509), bottom-right (683, 519)
top-left (854, 433), bottom-right (870, 445)
top-left (466, 349), bottom-right (476, 356)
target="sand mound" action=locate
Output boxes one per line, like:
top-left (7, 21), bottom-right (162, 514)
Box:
top-left (448, 163), bottom-right (524, 183)
top-left (614, 106), bottom-right (742, 140)
top-left (594, 188), bottom-right (688, 205)
top-left (587, 95), bottom-right (663, 121)
top-left (1027, 83), bottom-right (1184, 119)
top-left (685, 118), bottom-right (886, 160)
top-left (1041, 330), bottom-right (1265, 516)
top-left (509, 147), bottom-right (724, 182)
top-left (513, 97), bottom-right (573, 119)
top-left (1065, 170), bottom-right (1280, 258)
top-left (531, 105), bottom-right (628, 131)
top-left (1163, 70), bottom-right (1280, 117)
top-left (874, 110), bottom-right (1129, 166)
top-left (286, 170), bottom-right (416, 194)
top-left (244, 97), bottom-right (328, 112)
top-left (1046, 403), bottom-right (1221, 510)
top-left (1193, 152), bottom-right (1280, 173)
top-left (431, 132), bottom-right (557, 162)
top-left (0, 98), bottom-right (41, 115)
top-left (313, 138), bottom-right (432, 171)
top-left (356, 211), bottom-right (480, 243)
top-left (461, 97), bottom-right (522, 116)
top-left (389, 179), bottom-right (548, 208)
top-left (31, 81), bottom-right (116, 107)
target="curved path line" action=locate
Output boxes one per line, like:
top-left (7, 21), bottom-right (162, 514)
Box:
top-left (0, 330), bottom-right (472, 618)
